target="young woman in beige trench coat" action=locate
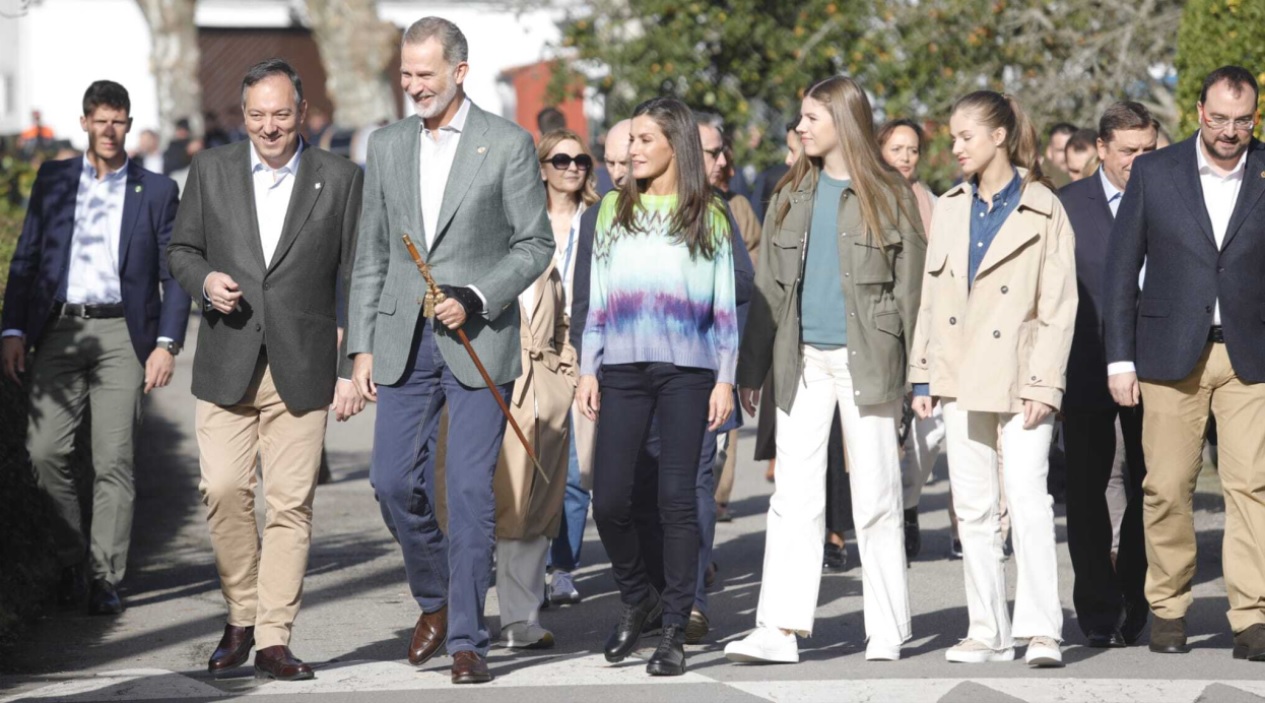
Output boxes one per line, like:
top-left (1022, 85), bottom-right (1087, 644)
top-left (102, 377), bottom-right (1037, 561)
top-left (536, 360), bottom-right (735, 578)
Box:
top-left (910, 91), bottom-right (1077, 668)
top-left (493, 260), bottom-right (577, 649)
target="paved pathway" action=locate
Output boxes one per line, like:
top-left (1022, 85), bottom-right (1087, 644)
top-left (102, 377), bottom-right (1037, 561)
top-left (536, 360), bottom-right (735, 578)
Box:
top-left (0, 318), bottom-right (1256, 703)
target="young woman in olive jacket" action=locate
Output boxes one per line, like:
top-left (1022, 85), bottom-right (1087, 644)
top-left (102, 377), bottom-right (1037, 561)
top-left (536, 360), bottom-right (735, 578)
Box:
top-left (910, 91), bottom-right (1077, 668)
top-left (725, 76), bottom-right (926, 664)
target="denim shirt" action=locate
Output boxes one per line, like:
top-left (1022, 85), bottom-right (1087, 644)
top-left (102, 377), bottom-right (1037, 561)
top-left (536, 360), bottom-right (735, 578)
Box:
top-left (968, 169), bottom-right (1022, 289)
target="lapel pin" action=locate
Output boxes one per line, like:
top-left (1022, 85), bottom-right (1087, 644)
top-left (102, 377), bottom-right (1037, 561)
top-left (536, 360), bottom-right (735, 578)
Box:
top-left (315, 182), bottom-right (322, 189)
top-left (477, 146), bottom-right (487, 154)
top-left (134, 185), bottom-right (142, 193)
top-left (1259, 171), bottom-right (1264, 178)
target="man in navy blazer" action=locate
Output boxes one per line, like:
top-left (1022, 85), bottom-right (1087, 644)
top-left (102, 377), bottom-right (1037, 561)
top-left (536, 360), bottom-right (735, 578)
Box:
top-left (1, 81), bottom-right (190, 615)
top-left (1104, 66), bottom-right (1265, 660)
top-left (1059, 101), bottom-right (1157, 648)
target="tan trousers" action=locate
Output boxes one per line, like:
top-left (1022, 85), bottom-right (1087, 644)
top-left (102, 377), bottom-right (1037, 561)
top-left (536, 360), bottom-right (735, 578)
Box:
top-left (1141, 342), bottom-right (1265, 632)
top-left (196, 356), bottom-right (327, 648)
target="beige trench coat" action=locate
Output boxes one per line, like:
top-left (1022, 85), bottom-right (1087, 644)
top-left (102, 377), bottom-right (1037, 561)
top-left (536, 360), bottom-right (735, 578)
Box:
top-left (494, 263), bottom-right (576, 539)
top-left (908, 172), bottom-right (1077, 413)
top-left (432, 264), bottom-right (576, 539)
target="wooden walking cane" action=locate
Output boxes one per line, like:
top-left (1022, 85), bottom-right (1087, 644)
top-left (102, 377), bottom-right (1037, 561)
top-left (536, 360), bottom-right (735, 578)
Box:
top-left (401, 234), bottom-right (549, 484)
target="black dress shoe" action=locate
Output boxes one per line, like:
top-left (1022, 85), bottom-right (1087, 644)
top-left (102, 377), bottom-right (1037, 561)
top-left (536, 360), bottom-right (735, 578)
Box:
top-left (646, 624), bottom-right (687, 676)
top-left (208, 624), bottom-right (255, 677)
top-left (1233, 623), bottom-right (1265, 661)
top-left (1122, 603), bottom-right (1149, 645)
top-left (903, 508), bottom-right (921, 560)
top-left (823, 542), bottom-right (847, 573)
top-left (254, 645), bottom-right (314, 681)
top-left (451, 651), bottom-right (492, 684)
top-left (87, 578), bottom-right (123, 615)
top-left (57, 565), bottom-right (86, 608)
top-left (1149, 615), bottom-right (1189, 654)
top-left (684, 609), bottom-right (709, 645)
top-left (604, 591), bottom-right (662, 662)
top-left (1086, 626), bottom-right (1126, 648)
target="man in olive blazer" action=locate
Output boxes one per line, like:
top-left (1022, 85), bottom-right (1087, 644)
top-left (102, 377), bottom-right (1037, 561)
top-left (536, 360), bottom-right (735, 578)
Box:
top-left (346, 17), bottom-right (553, 684)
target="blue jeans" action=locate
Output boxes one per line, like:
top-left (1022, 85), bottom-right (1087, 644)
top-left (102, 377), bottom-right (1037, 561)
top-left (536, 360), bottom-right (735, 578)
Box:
top-left (549, 425), bottom-right (590, 572)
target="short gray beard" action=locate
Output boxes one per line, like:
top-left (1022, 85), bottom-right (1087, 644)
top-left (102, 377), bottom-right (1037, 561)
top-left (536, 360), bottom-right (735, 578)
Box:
top-left (414, 75), bottom-right (459, 120)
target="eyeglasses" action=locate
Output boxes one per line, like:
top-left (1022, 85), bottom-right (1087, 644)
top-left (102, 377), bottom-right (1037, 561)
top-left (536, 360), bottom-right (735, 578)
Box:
top-left (542, 153), bottom-right (593, 171)
top-left (1204, 114), bottom-right (1256, 132)
top-left (703, 147), bottom-right (724, 160)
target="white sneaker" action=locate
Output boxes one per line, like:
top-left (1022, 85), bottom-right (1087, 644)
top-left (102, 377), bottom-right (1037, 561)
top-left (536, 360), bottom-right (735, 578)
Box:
top-left (1025, 636), bottom-right (1064, 667)
top-left (945, 639), bottom-right (1015, 663)
top-left (501, 621), bottom-right (556, 649)
top-left (548, 570), bottom-right (581, 605)
top-left (865, 641), bottom-right (902, 661)
top-left (724, 627), bottom-right (799, 664)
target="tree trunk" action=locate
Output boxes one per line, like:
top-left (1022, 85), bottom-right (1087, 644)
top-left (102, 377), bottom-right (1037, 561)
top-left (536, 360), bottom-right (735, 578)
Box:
top-left (136, 0), bottom-right (203, 144)
top-left (305, 0), bottom-right (398, 128)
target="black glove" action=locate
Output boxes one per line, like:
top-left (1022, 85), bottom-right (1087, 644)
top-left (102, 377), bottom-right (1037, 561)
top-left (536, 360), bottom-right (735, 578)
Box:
top-left (438, 285), bottom-right (485, 317)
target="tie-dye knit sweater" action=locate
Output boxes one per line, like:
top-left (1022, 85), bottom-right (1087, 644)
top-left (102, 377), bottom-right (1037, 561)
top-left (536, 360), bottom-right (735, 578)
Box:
top-left (580, 191), bottom-right (738, 384)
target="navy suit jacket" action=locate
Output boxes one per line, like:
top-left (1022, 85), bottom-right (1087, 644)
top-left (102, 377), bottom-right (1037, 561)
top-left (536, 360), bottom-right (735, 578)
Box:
top-left (2, 158), bottom-right (191, 363)
top-left (1060, 171), bottom-right (1117, 409)
top-left (569, 195), bottom-right (754, 431)
top-left (1104, 136), bottom-right (1265, 383)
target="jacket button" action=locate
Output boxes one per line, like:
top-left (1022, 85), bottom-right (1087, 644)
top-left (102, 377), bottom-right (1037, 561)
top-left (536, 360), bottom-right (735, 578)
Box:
top-left (920, 358), bottom-right (926, 364)
top-left (849, 312), bottom-right (855, 317)
top-left (854, 390), bottom-right (861, 396)
top-left (263, 282), bottom-right (270, 291)
top-left (1206, 305), bottom-right (1213, 313)
top-left (1031, 376), bottom-right (1037, 381)
top-left (1001, 285), bottom-right (1009, 294)
top-left (993, 330), bottom-right (1001, 338)
top-left (255, 323), bottom-right (262, 332)
top-left (949, 316), bottom-right (956, 325)
top-left (844, 272), bottom-right (850, 277)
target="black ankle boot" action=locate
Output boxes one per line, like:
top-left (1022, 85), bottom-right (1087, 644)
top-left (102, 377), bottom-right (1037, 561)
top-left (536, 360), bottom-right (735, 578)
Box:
top-left (604, 590), bottom-right (662, 662)
top-left (646, 624), bottom-right (686, 676)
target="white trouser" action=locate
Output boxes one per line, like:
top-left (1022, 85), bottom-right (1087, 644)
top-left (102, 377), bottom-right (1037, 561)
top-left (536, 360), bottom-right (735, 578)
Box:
top-left (902, 403), bottom-right (946, 509)
top-left (941, 400), bottom-right (1062, 649)
top-left (755, 346), bottom-right (910, 648)
top-left (496, 536), bottom-right (549, 626)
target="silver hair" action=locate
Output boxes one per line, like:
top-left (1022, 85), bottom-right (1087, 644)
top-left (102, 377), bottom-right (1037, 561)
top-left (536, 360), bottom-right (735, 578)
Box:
top-left (402, 16), bottom-right (468, 65)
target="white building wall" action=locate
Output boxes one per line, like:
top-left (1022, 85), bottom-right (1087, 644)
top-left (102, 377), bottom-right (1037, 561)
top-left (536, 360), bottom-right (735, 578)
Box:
top-left (13, 0), bottom-right (568, 150)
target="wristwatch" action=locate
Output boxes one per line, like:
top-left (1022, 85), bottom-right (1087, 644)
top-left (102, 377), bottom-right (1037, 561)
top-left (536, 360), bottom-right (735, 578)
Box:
top-left (160, 340), bottom-right (182, 356)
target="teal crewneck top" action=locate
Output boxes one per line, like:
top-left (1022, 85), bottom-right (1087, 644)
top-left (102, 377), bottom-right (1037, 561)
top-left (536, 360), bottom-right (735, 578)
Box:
top-left (801, 174), bottom-right (850, 348)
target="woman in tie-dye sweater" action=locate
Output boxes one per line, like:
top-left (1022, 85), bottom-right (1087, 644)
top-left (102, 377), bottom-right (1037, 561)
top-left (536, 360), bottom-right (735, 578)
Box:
top-left (575, 97), bottom-right (736, 678)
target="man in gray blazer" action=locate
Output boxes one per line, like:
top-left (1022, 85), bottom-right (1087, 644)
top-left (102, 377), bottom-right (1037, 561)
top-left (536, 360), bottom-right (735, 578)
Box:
top-left (347, 17), bottom-right (552, 684)
top-left (168, 59), bottom-right (364, 682)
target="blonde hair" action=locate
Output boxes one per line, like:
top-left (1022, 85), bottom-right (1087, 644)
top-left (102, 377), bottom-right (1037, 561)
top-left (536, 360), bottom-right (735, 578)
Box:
top-left (951, 91), bottom-right (1052, 192)
top-left (775, 76), bottom-right (915, 244)
top-left (537, 128), bottom-right (599, 207)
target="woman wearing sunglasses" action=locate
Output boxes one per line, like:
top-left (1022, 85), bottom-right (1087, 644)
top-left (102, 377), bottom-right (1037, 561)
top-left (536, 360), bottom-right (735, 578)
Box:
top-left (484, 130), bottom-right (597, 650)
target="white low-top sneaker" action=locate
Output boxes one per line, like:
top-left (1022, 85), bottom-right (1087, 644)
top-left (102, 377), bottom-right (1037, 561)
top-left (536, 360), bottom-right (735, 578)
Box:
top-left (724, 627), bottom-right (799, 664)
top-left (501, 621), bottom-right (555, 650)
top-left (865, 641), bottom-right (902, 661)
top-left (1025, 636), bottom-right (1064, 667)
top-left (548, 570), bottom-right (581, 605)
top-left (945, 639), bottom-right (1016, 663)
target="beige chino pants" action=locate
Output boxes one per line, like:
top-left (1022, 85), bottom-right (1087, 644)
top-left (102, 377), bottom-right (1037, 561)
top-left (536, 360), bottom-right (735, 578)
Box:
top-left (196, 354), bottom-right (327, 648)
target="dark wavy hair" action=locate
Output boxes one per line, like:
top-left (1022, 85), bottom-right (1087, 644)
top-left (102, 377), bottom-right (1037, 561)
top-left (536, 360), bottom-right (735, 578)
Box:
top-left (614, 97), bottom-right (723, 260)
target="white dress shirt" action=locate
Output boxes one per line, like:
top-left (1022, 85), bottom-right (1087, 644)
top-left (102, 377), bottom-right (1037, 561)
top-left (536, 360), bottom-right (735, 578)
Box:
top-left (1108, 139), bottom-right (1246, 377)
top-left (419, 98), bottom-right (470, 249)
top-left (1099, 166), bottom-right (1123, 218)
top-left (65, 155), bottom-right (128, 305)
top-left (251, 141), bottom-right (303, 267)
top-left (555, 203), bottom-right (586, 318)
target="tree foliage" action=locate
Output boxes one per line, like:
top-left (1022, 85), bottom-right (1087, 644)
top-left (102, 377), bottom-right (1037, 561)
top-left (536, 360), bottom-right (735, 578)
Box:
top-left (553, 0), bottom-right (1180, 189)
top-left (1175, 0), bottom-right (1265, 136)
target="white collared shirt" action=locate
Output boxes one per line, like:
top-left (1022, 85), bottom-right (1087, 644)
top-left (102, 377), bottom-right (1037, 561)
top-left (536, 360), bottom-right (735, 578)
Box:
top-left (419, 98), bottom-right (471, 249)
top-left (251, 141), bottom-right (303, 267)
top-left (1099, 167), bottom-right (1124, 218)
top-left (65, 156), bottom-right (128, 305)
top-left (1108, 140), bottom-right (1247, 378)
top-left (555, 202), bottom-right (586, 318)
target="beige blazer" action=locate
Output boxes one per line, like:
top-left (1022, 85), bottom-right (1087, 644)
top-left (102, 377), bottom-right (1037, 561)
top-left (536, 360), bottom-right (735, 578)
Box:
top-left (908, 172), bottom-right (1077, 413)
top-left (493, 263), bottom-right (577, 539)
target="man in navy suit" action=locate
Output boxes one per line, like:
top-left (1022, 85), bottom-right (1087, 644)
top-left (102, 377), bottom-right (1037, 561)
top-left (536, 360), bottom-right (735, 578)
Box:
top-left (1, 80), bottom-right (190, 615)
top-left (1059, 101), bottom-right (1157, 648)
top-left (1105, 66), bottom-right (1265, 660)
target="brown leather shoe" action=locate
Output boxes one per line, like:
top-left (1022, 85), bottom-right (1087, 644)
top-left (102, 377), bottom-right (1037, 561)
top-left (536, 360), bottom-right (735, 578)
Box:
top-left (408, 607), bottom-right (447, 666)
top-left (208, 624), bottom-right (255, 677)
top-left (451, 651), bottom-right (492, 684)
top-left (253, 645), bottom-right (314, 681)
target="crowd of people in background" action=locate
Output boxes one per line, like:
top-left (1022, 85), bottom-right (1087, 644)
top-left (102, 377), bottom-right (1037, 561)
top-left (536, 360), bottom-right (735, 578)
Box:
top-left (6, 11), bottom-right (1265, 689)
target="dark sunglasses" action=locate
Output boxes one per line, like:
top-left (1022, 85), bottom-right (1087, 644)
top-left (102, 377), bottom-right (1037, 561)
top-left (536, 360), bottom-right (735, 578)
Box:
top-left (543, 153), bottom-right (593, 171)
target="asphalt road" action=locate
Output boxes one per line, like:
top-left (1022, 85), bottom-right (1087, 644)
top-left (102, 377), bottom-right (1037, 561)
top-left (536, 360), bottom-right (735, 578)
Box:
top-left (0, 318), bottom-right (1257, 703)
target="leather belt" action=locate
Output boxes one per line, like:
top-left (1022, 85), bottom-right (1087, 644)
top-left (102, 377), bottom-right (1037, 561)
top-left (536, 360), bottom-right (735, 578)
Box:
top-left (1209, 326), bottom-right (1225, 343)
top-left (53, 302), bottom-right (124, 319)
